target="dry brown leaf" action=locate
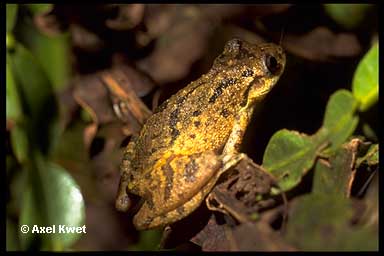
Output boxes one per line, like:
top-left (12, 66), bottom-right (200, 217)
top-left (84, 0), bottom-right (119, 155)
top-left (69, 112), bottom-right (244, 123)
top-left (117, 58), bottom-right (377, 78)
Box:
top-left (206, 155), bottom-right (279, 223)
top-left (106, 4), bottom-right (145, 30)
top-left (73, 64), bottom-right (155, 147)
top-left (283, 27), bottom-right (362, 61)
top-left (70, 24), bottom-right (105, 52)
top-left (137, 5), bottom-right (213, 84)
top-left (228, 222), bottom-right (295, 251)
top-left (83, 123), bottom-right (98, 152)
top-left (189, 214), bottom-right (230, 251)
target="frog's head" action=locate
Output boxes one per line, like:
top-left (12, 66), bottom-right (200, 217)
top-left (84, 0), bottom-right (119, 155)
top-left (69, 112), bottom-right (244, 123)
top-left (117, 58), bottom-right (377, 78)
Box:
top-left (213, 38), bottom-right (286, 105)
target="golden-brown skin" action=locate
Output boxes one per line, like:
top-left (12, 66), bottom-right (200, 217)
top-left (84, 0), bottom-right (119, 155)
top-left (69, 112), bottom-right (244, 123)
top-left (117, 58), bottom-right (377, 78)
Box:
top-left (116, 38), bottom-right (286, 230)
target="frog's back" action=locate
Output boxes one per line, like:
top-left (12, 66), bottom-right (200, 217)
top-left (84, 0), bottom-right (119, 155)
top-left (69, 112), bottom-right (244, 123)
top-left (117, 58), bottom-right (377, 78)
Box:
top-left (130, 73), bottom-right (245, 174)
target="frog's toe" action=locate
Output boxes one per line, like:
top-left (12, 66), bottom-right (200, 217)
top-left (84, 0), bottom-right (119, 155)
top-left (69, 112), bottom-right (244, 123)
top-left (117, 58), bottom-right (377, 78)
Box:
top-left (116, 192), bottom-right (131, 212)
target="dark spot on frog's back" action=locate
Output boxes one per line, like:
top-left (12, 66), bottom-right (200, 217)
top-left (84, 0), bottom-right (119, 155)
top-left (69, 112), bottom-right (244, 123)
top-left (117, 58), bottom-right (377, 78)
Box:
top-left (194, 121), bottom-right (201, 127)
top-left (184, 158), bottom-right (198, 182)
top-left (242, 69), bottom-right (254, 77)
top-left (169, 108), bottom-right (181, 142)
top-left (171, 128), bottom-right (180, 140)
top-left (208, 78), bottom-right (237, 103)
top-left (162, 161), bottom-right (174, 201)
top-left (192, 110), bottom-right (201, 116)
top-left (176, 95), bottom-right (187, 104)
top-left (169, 108), bottom-right (180, 127)
top-left (220, 108), bottom-right (230, 118)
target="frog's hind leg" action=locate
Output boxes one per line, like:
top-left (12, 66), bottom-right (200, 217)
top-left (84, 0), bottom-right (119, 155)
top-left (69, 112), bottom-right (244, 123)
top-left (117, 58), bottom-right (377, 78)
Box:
top-left (133, 151), bottom-right (246, 230)
top-left (143, 151), bottom-right (222, 218)
top-left (133, 172), bottom-right (219, 230)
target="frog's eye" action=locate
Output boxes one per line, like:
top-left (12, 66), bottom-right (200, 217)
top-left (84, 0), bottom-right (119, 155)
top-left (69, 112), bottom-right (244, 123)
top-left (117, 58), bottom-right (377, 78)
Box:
top-left (265, 54), bottom-right (280, 75)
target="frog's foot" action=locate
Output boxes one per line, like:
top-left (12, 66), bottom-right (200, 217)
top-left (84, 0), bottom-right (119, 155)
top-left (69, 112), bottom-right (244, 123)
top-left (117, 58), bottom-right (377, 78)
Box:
top-left (133, 172), bottom-right (218, 230)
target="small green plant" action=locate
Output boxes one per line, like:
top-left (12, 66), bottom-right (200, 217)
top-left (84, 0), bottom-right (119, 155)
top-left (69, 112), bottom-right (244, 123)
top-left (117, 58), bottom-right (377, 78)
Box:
top-left (261, 42), bottom-right (378, 250)
top-left (6, 4), bottom-right (85, 251)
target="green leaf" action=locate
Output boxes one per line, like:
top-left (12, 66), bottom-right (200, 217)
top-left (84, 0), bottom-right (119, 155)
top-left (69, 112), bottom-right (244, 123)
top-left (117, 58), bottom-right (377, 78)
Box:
top-left (19, 153), bottom-right (85, 250)
top-left (6, 4), bottom-right (18, 32)
top-left (262, 89), bottom-right (359, 192)
top-left (322, 89), bottom-right (359, 154)
top-left (52, 121), bottom-right (101, 201)
top-left (262, 129), bottom-right (327, 192)
top-left (324, 4), bottom-right (372, 29)
top-left (7, 218), bottom-right (20, 251)
top-left (15, 15), bottom-right (71, 90)
top-left (10, 125), bottom-right (29, 164)
top-left (7, 33), bottom-right (16, 50)
top-left (25, 4), bottom-right (53, 15)
top-left (129, 230), bottom-right (163, 251)
top-left (285, 194), bottom-right (378, 251)
top-left (312, 143), bottom-right (356, 196)
top-left (352, 42), bottom-right (378, 112)
top-left (366, 145), bottom-right (378, 166)
top-left (356, 144), bottom-right (378, 168)
top-left (7, 165), bottom-right (28, 215)
top-left (8, 40), bottom-right (60, 155)
top-left (6, 55), bottom-right (23, 122)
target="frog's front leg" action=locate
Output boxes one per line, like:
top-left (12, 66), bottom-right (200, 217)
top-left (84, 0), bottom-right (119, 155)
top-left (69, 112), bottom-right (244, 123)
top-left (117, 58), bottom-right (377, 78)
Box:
top-left (222, 106), bottom-right (255, 157)
top-left (216, 106), bottom-right (254, 177)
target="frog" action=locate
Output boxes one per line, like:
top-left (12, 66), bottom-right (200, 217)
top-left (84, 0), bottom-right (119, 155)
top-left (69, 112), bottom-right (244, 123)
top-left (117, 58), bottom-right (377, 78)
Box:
top-left (115, 38), bottom-right (286, 230)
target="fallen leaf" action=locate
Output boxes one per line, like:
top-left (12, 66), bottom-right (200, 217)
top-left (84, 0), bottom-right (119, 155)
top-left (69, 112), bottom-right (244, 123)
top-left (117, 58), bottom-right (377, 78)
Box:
top-left (73, 64), bottom-right (155, 148)
top-left (229, 222), bottom-right (295, 251)
top-left (283, 27), bottom-right (362, 61)
top-left (70, 24), bottom-right (105, 52)
top-left (284, 193), bottom-right (378, 251)
top-left (190, 214), bottom-right (230, 251)
top-left (262, 129), bottom-right (327, 192)
top-left (313, 138), bottom-right (363, 197)
top-left (137, 5), bottom-right (213, 84)
top-left (352, 42), bottom-right (378, 112)
top-left (106, 4), bottom-right (145, 30)
top-left (207, 156), bottom-right (278, 223)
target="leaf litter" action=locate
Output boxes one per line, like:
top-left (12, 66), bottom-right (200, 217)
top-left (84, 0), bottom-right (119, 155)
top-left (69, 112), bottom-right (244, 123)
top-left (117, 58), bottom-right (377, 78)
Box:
top-left (25, 4), bottom-right (379, 251)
